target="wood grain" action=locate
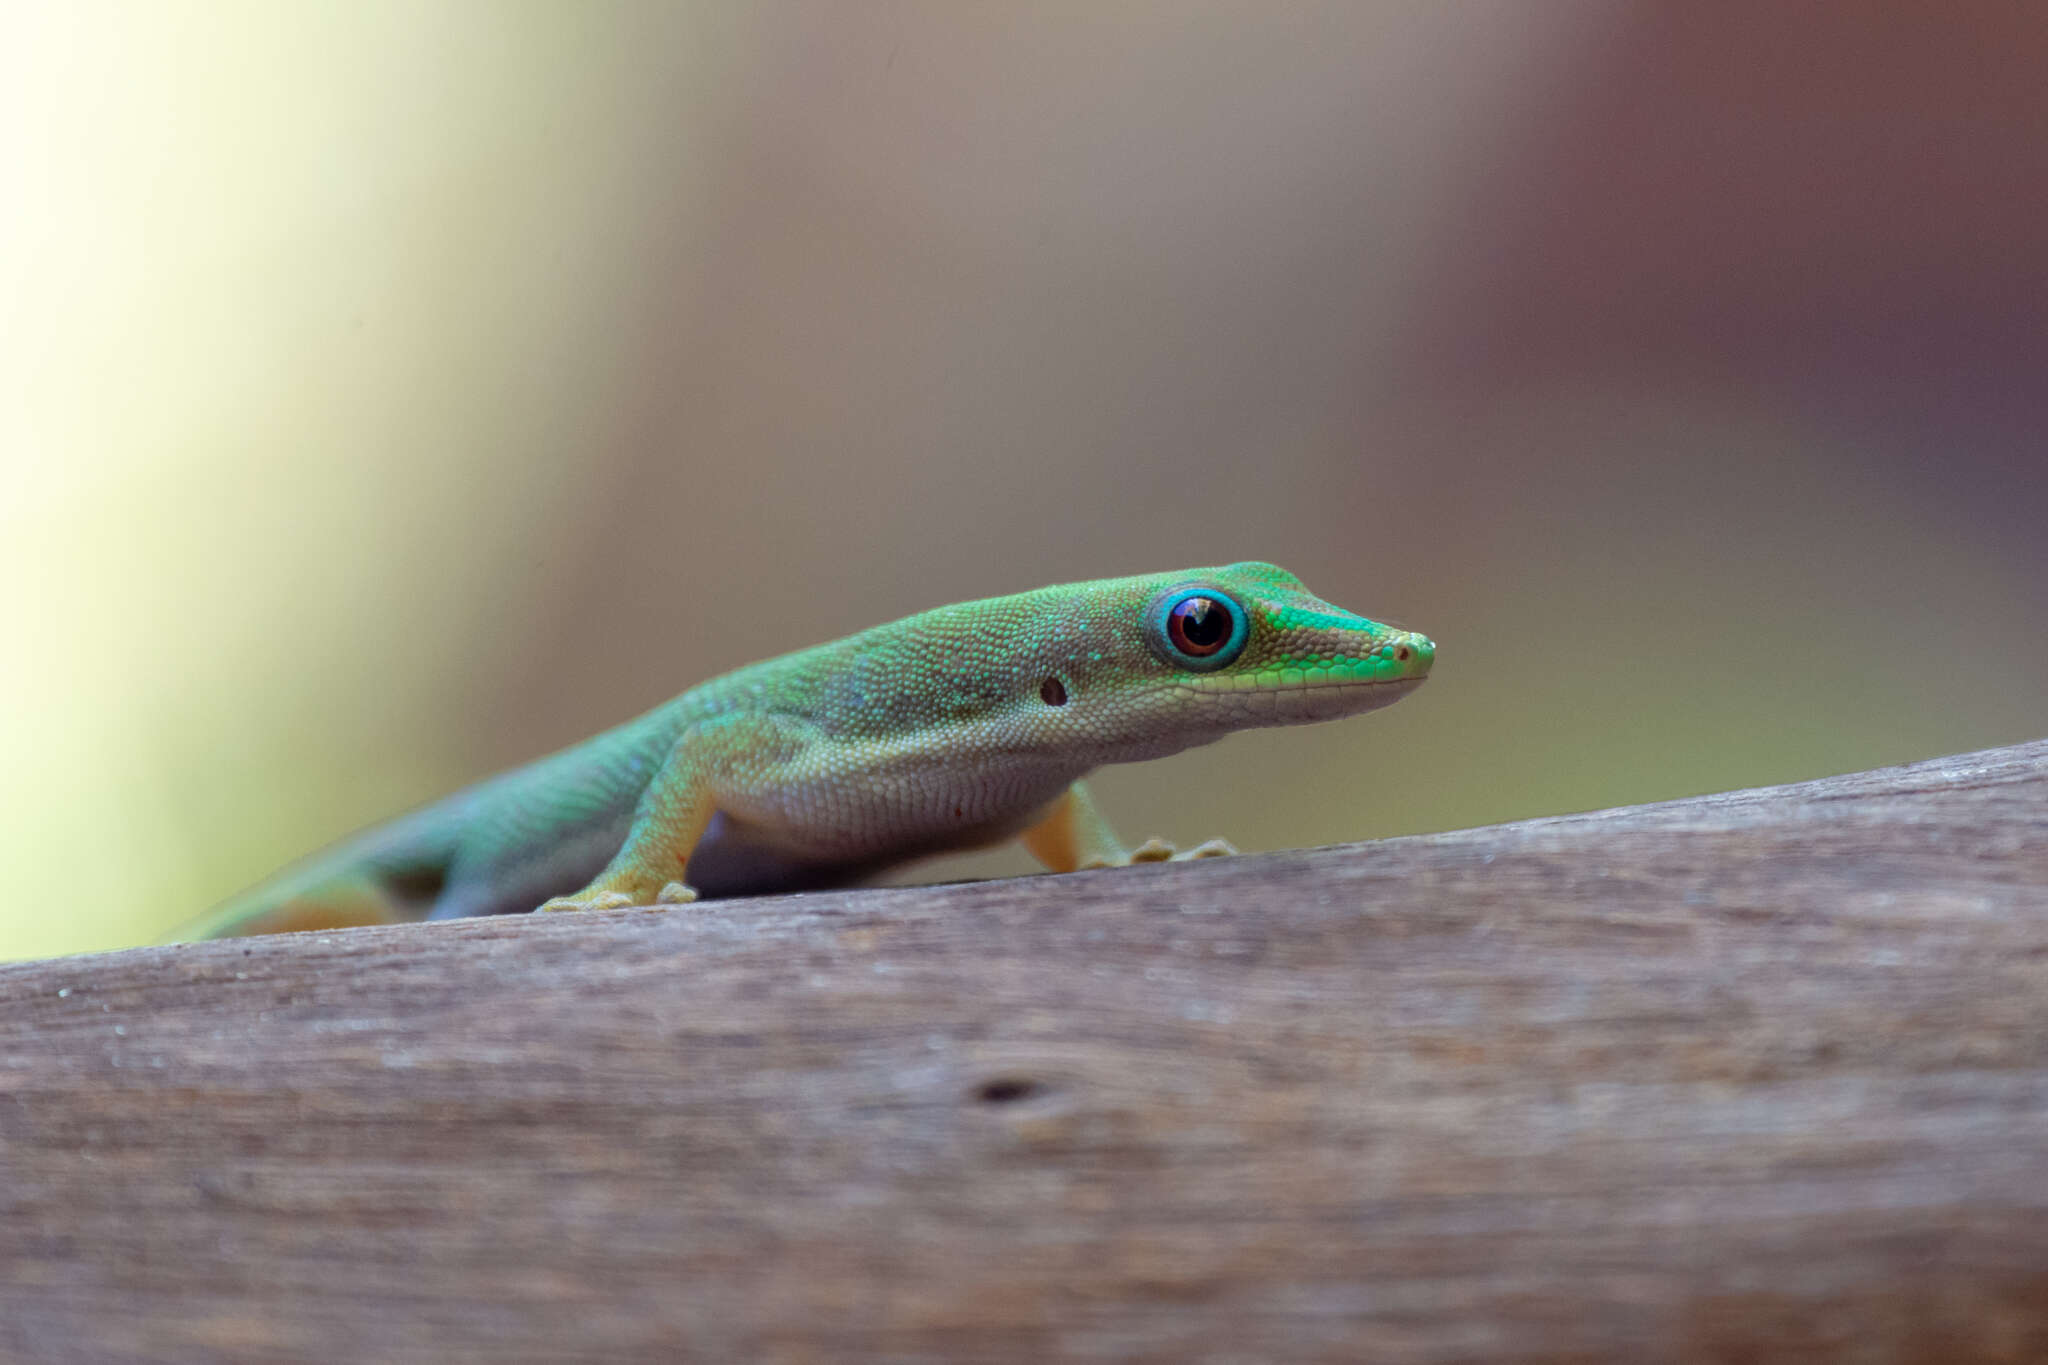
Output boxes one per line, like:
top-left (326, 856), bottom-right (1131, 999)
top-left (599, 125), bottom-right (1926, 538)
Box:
top-left (5, 741), bottom-right (2048, 1363)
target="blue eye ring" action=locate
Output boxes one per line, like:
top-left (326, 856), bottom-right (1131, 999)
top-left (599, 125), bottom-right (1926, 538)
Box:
top-left (1148, 587), bottom-right (1250, 671)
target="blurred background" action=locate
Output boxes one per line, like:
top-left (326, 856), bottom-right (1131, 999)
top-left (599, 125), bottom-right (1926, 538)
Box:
top-left (4, 1), bottom-right (2044, 961)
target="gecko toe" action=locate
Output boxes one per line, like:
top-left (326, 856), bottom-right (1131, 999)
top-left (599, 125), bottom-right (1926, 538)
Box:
top-left (538, 890), bottom-right (639, 913)
top-left (1128, 837), bottom-right (1176, 863)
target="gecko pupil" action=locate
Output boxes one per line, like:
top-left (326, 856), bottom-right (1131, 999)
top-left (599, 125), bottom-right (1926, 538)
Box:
top-left (1168, 597), bottom-right (1232, 656)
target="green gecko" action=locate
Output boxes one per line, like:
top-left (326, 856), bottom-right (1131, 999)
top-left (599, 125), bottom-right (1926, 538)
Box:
top-left (179, 562), bottom-right (1433, 939)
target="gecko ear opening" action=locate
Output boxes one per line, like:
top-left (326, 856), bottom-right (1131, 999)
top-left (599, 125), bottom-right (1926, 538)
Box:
top-left (1039, 677), bottom-right (1068, 706)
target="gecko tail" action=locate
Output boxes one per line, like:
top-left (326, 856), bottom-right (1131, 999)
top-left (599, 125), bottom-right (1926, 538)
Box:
top-left (168, 878), bottom-right (424, 941)
top-left (162, 805), bottom-right (466, 943)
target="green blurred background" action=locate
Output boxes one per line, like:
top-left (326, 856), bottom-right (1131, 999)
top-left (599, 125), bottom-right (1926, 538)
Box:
top-left (5, 2), bottom-right (2044, 961)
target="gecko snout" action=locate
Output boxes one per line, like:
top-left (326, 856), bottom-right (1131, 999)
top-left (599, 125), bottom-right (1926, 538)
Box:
top-left (1388, 633), bottom-right (1434, 679)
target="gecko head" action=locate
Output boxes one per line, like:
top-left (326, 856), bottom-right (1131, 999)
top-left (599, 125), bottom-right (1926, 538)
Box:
top-left (1140, 560), bottom-right (1433, 722)
top-left (1016, 561), bottom-right (1434, 763)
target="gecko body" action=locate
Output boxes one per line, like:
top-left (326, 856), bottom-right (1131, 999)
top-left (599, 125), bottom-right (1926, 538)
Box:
top-left (182, 562), bottom-right (1432, 938)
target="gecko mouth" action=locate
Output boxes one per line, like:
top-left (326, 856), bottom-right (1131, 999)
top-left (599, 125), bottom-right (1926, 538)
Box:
top-left (1171, 673), bottom-right (1426, 727)
top-left (1174, 674), bottom-right (1427, 697)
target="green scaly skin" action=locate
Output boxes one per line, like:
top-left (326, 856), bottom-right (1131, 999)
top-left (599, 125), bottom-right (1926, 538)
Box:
top-left (178, 562), bottom-right (1433, 939)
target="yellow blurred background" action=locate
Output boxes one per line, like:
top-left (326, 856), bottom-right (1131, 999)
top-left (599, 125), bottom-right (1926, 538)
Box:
top-left (5, 2), bottom-right (2045, 961)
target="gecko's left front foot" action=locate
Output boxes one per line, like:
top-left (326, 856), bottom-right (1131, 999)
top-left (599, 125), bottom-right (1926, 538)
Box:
top-left (538, 881), bottom-right (698, 914)
top-left (538, 890), bottom-right (640, 913)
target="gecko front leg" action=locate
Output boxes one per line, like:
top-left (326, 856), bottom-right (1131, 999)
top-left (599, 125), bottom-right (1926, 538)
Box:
top-left (539, 750), bottom-right (716, 912)
top-left (1017, 780), bottom-right (1237, 873)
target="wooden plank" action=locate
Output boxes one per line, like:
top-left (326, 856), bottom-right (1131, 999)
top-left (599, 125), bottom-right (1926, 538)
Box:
top-left (4, 740), bottom-right (2047, 1363)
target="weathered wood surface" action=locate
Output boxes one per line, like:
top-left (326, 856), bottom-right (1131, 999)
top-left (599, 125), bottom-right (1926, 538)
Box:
top-left (6, 742), bottom-right (2048, 1363)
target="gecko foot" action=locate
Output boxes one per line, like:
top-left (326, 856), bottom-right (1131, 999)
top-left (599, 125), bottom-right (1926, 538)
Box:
top-left (656, 881), bottom-right (699, 905)
top-left (537, 890), bottom-right (640, 913)
top-left (1073, 837), bottom-right (1239, 871)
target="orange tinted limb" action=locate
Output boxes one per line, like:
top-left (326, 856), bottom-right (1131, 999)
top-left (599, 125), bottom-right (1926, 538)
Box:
top-left (1019, 781), bottom-right (1239, 873)
top-left (539, 757), bottom-right (716, 912)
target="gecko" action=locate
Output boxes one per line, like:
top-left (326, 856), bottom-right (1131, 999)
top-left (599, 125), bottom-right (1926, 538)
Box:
top-left (177, 562), bottom-right (1433, 939)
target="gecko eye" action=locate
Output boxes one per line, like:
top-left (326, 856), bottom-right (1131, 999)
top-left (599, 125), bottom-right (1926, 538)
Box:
top-left (1169, 598), bottom-right (1232, 655)
top-left (1150, 588), bottom-right (1250, 670)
